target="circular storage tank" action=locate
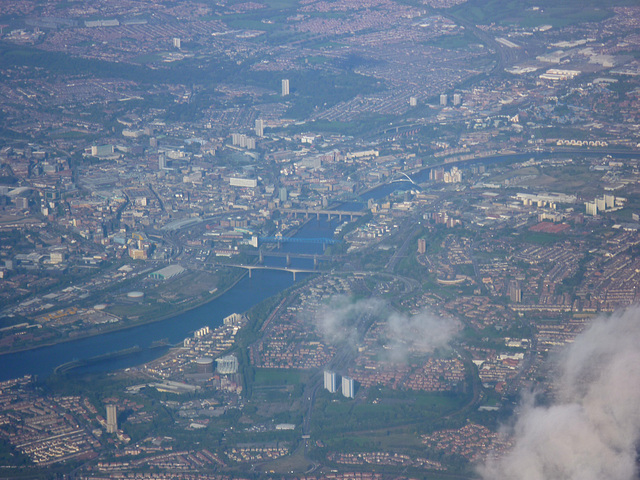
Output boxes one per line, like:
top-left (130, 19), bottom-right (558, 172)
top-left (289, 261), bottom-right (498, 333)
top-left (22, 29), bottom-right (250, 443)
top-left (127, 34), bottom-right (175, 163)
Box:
top-left (195, 357), bottom-right (214, 374)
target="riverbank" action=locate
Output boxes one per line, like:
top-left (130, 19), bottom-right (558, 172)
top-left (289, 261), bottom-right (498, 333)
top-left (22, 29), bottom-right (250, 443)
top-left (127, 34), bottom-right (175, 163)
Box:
top-left (0, 268), bottom-right (249, 357)
top-left (0, 215), bottom-right (336, 381)
top-left (356, 147), bottom-right (640, 199)
top-left (0, 210), bottom-right (332, 359)
top-left (5, 148), bottom-right (633, 360)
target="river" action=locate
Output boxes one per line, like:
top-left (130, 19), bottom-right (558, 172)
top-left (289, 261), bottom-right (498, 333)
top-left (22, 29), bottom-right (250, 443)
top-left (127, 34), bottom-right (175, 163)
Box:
top-left (0, 219), bottom-right (337, 381)
top-left (2, 149), bottom-right (637, 380)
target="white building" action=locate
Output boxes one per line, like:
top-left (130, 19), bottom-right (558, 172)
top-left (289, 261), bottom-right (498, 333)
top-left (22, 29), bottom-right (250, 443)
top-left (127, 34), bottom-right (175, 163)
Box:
top-left (216, 355), bottom-right (238, 374)
top-left (585, 201), bottom-right (598, 216)
top-left (50, 251), bottom-right (65, 264)
top-left (324, 370), bottom-right (337, 393)
top-left (342, 376), bottom-right (354, 398)
top-left (444, 166), bottom-right (462, 183)
top-left (223, 313), bottom-right (244, 326)
top-left (231, 133), bottom-right (255, 149)
top-left (586, 194), bottom-right (624, 216)
top-left (229, 177), bottom-right (258, 188)
top-left (255, 119), bottom-right (264, 137)
top-left (148, 264), bottom-right (186, 280)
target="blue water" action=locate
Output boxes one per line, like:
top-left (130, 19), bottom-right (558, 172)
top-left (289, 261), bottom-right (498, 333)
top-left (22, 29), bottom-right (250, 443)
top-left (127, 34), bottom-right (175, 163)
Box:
top-left (0, 219), bottom-right (336, 380)
top-left (3, 149), bottom-right (636, 380)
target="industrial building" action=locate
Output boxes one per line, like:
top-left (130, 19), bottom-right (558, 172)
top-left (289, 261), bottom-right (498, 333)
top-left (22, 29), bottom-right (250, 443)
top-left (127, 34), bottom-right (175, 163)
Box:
top-left (148, 264), bottom-right (185, 281)
top-left (195, 357), bottom-right (214, 374)
top-left (216, 355), bottom-right (238, 374)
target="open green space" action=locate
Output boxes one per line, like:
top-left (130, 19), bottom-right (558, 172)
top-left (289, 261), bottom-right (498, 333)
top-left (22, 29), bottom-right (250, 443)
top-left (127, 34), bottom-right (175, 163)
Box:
top-left (519, 231), bottom-right (564, 246)
top-left (423, 31), bottom-right (477, 50)
top-left (229, 0), bottom-right (299, 9)
top-left (253, 368), bottom-right (304, 387)
top-left (451, 0), bottom-right (626, 28)
top-left (258, 445), bottom-right (312, 474)
top-left (282, 117), bottom-right (392, 137)
top-left (311, 388), bottom-right (470, 440)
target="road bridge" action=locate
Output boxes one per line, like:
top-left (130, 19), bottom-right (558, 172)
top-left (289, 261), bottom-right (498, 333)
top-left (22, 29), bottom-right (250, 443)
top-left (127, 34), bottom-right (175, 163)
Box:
top-left (250, 250), bottom-right (340, 268)
top-left (221, 264), bottom-right (319, 281)
top-left (258, 236), bottom-right (340, 252)
top-left (280, 208), bottom-right (367, 221)
top-left (248, 250), bottom-right (338, 260)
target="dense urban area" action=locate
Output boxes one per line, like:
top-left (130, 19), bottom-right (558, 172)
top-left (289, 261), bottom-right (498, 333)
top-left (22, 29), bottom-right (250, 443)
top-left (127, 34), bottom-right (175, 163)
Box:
top-left (1, 0), bottom-right (640, 478)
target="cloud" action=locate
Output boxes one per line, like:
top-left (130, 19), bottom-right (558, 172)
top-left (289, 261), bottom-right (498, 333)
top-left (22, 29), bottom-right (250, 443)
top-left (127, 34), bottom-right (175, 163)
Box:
top-left (315, 296), bottom-right (459, 362)
top-left (480, 306), bottom-right (640, 480)
top-left (315, 295), bottom-right (385, 347)
top-left (384, 309), bottom-right (460, 362)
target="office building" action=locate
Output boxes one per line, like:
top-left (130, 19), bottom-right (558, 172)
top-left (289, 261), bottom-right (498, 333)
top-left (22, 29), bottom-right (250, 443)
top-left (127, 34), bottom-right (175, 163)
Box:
top-left (229, 177), bottom-right (258, 188)
top-left (324, 370), bottom-right (337, 393)
top-left (342, 376), bottom-right (355, 398)
top-left (106, 404), bottom-right (117, 433)
top-left (91, 145), bottom-right (114, 157)
top-left (282, 79), bottom-right (289, 96)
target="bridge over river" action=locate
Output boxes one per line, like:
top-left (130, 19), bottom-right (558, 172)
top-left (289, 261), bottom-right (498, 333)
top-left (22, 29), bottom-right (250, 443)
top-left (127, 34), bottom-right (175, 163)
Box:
top-left (279, 208), bottom-right (367, 221)
top-left (219, 263), bottom-right (319, 281)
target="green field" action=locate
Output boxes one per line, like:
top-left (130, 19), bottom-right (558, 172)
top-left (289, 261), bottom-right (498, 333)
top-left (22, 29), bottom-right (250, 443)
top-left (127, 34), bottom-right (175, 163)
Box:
top-left (311, 388), bottom-right (470, 439)
top-left (253, 368), bottom-right (304, 386)
top-left (451, 0), bottom-right (627, 28)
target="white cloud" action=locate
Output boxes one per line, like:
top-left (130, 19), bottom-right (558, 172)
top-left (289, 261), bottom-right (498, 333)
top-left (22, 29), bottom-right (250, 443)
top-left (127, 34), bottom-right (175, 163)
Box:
top-left (315, 296), bottom-right (459, 362)
top-left (480, 307), bottom-right (640, 480)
